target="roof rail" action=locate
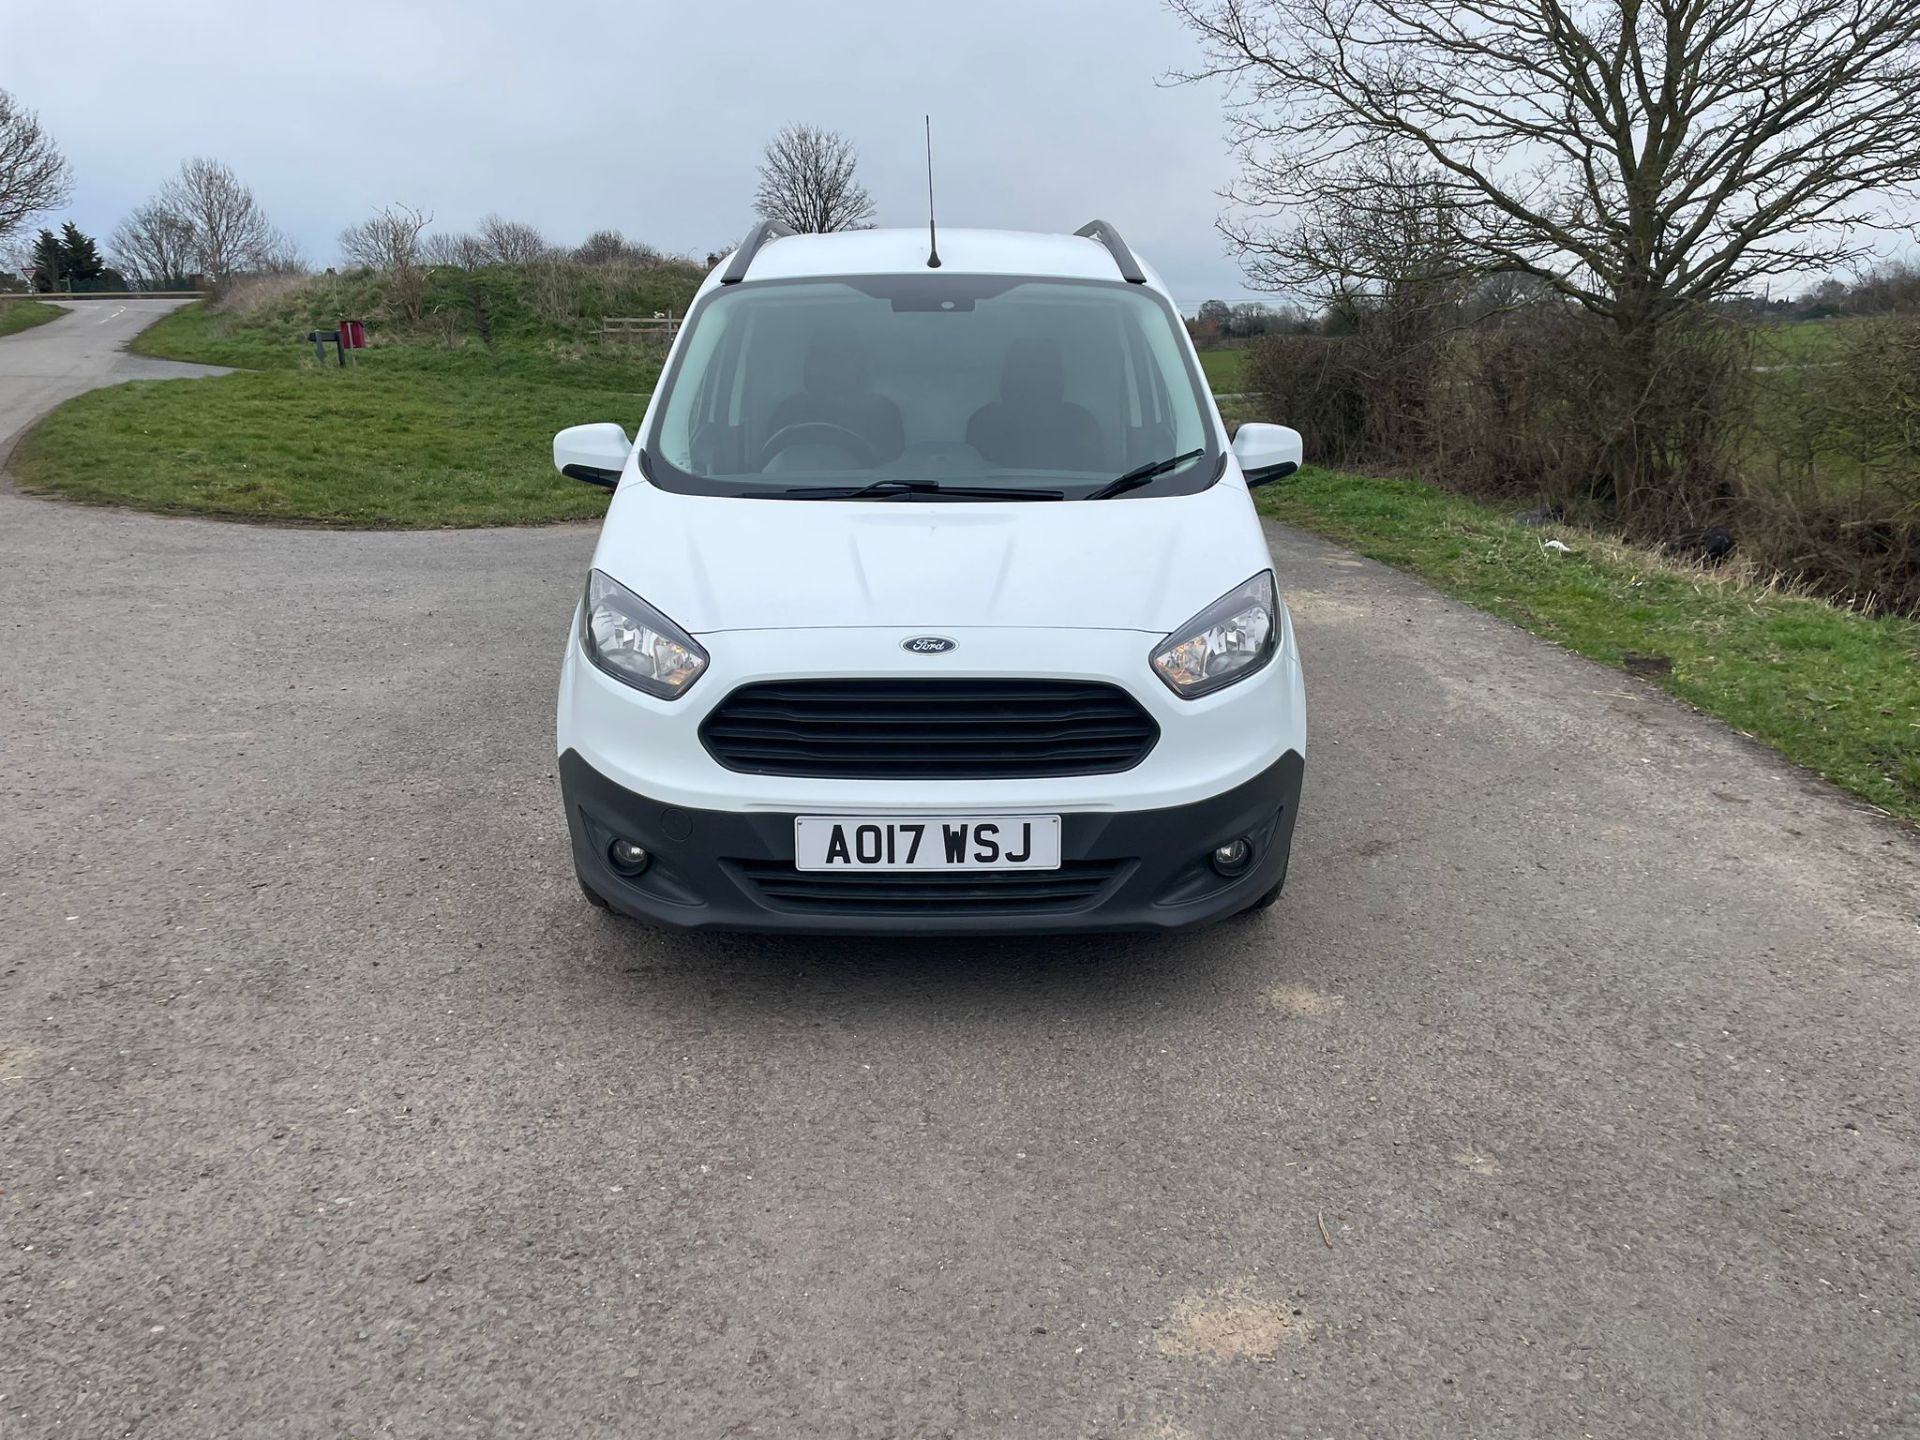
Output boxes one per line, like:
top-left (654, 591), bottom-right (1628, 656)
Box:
top-left (1074, 220), bottom-right (1146, 284)
top-left (720, 219), bottom-right (796, 284)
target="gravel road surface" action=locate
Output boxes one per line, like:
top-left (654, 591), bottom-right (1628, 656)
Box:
top-left (1, 324), bottom-right (1916, 1436)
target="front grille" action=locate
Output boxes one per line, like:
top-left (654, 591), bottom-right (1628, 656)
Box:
top-left (730, 858), bottom-right (1126, 915)
top-left (699, 679), bottom-right (1159, 779)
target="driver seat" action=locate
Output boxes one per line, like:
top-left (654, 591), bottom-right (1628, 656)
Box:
top-left (965, 338), bottom-right (1104, 472)
top-left (766, 335), bottom-right (905, 465)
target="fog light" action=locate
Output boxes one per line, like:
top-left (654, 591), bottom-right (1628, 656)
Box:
top-left (608, 838), bottom-right (650, 874)
top-left (1210, 838), bottom-right (1253, 877)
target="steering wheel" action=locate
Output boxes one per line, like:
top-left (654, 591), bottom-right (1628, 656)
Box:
top-left (755, 422), bottom-right (878, 472)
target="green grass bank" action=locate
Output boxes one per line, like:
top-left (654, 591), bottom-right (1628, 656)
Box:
top-left (16, 368), bottom-right (629, 527)
top-left (17, 263), bottom-right (704, 526)
top-left (0, 298), bottom-right (64, 339)
top-left (1256, 467), bottom-right (1920, 824)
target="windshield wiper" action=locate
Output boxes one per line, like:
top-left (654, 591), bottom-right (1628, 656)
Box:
top-left (775, 479), bottom-right (1064, 501)
top-left (1083, 449), bottom-right (1206, 500)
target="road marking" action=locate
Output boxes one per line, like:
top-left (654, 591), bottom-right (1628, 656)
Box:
top-left (97, 307), bottom-right (128, 325)
top-left (0, 1042), bottom-right (38, 1084)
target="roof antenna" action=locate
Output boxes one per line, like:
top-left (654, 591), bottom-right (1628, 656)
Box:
top-left (924, 115), bottom-right (942, 270)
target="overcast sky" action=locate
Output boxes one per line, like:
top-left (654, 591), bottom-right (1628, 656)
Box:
top-left (5, 0), bottom-right (1278, 310)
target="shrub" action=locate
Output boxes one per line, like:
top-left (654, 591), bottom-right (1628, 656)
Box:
top-left (1743, 314), bottom-right (1920, 611)
top-left (573, 230), bottom-right (664, 267)
top-left (1741, 490), bottom-right (1920, 613)
top-left (1257, 307), bottom-right (1756, 531)
top-left (1246, 334), bottom-right (1373, 462)
top-left (1805, 315), bottom-right (1920, 481)
top-left (1246, 311), bottom-right (1451, 466)
top-left (1425, 319), bottom-right (1581, 503)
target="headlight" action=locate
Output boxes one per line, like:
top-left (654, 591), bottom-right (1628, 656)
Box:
top-left (1150, 571), bottom-right (1279, 698)
top-left (579, 569), bottom-right (708, 699)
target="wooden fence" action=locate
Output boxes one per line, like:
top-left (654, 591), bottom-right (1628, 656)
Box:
top-left (600, 313), bottom-right (679, 342)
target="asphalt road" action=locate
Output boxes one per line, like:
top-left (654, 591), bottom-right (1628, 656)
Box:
top-left (0, 300), bottom-right (226, 456)
top-left (1, 326), bottom-right (1917, 1436)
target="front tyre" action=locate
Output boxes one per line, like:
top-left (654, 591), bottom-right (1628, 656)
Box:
top-left (1239, 876), bottom-right (1285, 915)
top-left (577, 873), bottom-right (612, 911)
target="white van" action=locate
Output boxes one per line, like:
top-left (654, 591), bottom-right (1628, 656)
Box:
top-left (554, 220), bottom-right (1305, 932)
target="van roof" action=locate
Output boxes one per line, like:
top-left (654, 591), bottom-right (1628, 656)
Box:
top-left (701, 226), bottom-right (1172, 299)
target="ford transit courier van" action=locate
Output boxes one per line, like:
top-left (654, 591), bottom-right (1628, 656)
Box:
top-left (554, 220), bottom-right (1305, 933)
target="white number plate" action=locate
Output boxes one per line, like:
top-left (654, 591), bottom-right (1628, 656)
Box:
top-left (793, 815), bottom-right (1062, 872)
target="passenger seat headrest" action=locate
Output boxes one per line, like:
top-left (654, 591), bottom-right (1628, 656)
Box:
top-left (1001, 337), bottom-right (1066, 407)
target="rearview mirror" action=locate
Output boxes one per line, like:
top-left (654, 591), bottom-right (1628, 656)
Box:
top-left (1231, 423), bottom-right (1303, 486)
top-left (554, 423), bottom-right (632, 489)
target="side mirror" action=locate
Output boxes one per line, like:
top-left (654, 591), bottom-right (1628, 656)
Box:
top-left (554, 423), bottom-right (632, 489)
top-left (1231, 423), bottom-right (1303, 486)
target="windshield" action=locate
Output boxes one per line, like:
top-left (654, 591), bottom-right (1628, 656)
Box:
top-left (646, 274), bottom-right (1216, 500)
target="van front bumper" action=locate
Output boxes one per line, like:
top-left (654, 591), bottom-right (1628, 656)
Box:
top-left (560, 747), bottom-right (1304, 935)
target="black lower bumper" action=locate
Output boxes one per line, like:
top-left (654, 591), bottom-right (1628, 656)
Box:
top-left (560, 749), bottom-right (1304, 935)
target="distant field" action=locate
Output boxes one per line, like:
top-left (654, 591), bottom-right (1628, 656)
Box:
top-left (0, 299), bottom-right (63, 339)
top-left (1197, 347), bottom-right (1249, 392)
top-left (1749, 318), bottom-right (1855, 365)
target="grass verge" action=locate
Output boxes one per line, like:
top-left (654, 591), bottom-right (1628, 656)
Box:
top-left (12, 369), bottom-right (627, 527)
top-left (0, 299), bottom-right (63, 338)
top-left (1257, 466), bottom-right (1920, 824)
top-left (17, 272), bottom-right (702, 526)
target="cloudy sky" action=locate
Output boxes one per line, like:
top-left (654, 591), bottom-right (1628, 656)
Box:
top-left (5, 0), bottom-right (1272, 310)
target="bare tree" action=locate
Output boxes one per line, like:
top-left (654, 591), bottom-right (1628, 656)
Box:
top-left (339, 204), bottom-right (432, 271)
top-left (1845, 258), bottom-right (1920, 316)
top-left (0, 233), bottom-right (37, 290)
top-left (1272, 148), bottom-right (1481, 329)
top-left (155, 157), bottom-right (279, 281)
top-left (339, 204), bottom-right (433, 321)
top-left (1171, 0), bottom-right (1920, 507)
top-left (254, 232), bottom-right (308, 276)
top-left (753, 125), bottom-right (875, 233)
top-left (0, 89), bottom-right (72, 247)
top-left (110, 200), bottom-right (198, 288)
top-left (475, 214), bottom-right (551, 265)
top-left (421, 231), bottom-right (487, 267)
